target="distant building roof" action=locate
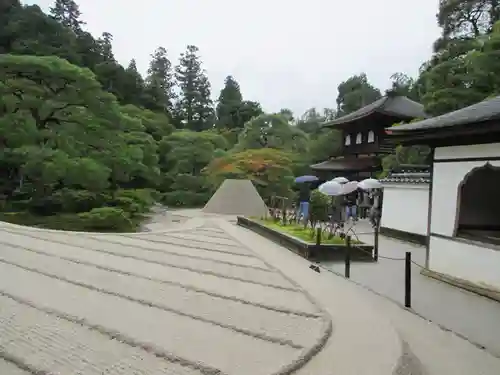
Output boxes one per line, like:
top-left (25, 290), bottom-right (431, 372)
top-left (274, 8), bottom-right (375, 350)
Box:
top-left (324, 95), bottom-right (426, 128)
top-left (388, 95), bottom-right (500, 133)
top-left (310, 155), bottom-right (380, 172)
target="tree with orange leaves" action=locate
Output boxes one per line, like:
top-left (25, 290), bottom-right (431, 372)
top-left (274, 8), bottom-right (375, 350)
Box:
top-left (203, 148), bottom-right (295, 202)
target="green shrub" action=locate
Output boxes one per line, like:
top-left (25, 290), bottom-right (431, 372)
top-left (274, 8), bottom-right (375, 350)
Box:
top-left (50, 189), bottom-right (108, 213)
top-left (161, 191), bottom-right (210, 208)
top-left (0, 208), bottom-right (140, 232)
top-left (4, 199), bottom-right (31, 212)
top-left (110, 189), bottom-right (156, 215)
top-left (78, 207), bottom-right (133, 231)
top-left (309, 190), bottom-right (330, 223)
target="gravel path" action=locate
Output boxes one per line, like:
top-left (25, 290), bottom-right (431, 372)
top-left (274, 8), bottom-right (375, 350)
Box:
top-left (0, 217), bottom-right (331, 375)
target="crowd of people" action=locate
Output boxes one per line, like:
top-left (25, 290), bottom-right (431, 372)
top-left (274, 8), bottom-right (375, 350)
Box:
top-left (296, 183), bottom-right (383, 229)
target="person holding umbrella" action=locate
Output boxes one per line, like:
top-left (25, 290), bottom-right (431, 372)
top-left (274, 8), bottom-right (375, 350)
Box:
top-left (294, 175), bottom-right (317, 224)
top-left (357, 178), bottom-right (384, 228)
top-left (344, 187), bottom-right (359, 222)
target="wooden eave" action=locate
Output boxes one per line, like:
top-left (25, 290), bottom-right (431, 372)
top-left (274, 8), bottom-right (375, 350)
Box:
top-left (386, 121), bottom-right (500, 148)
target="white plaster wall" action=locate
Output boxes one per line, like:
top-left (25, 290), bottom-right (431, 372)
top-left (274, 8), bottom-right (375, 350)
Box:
top-left (429, 143), bottom-right (500, 291)
top-left (430, 160), bottom-right (500, 236)
top-left (381, 184), bottom-right (429, 235)
top-left (434, 142), bottom-right (500, 160)
top-left (430, 235), bottom-right (500, 290)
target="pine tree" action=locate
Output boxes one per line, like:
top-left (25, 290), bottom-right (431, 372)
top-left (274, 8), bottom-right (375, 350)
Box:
top-left (216, 75), bottom-right (243, 129)
top-left (97, 32), bottom-right (114, 61)
top-left (126, 59), bottom-right (143, 87)
top-left (144, 46), bottom-right (176, 115)
top-left (175, 45), bottom-right (214, 131)
top-left (122, 59), bottom-right (145, 105)
top-left (50, 0), bottom-right (84, 33)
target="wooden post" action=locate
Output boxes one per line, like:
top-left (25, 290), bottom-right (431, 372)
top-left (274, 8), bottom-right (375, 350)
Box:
top-left (373, 225), bottom-right (379, 261)
top-left (405, 252), bottom-right (412, 308)
top-left (345, 235), bottom-right (351, 278)
top-left (281, 198), bottom-right (286, 225)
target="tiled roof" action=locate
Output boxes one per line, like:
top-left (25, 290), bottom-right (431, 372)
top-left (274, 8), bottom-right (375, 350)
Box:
top-left (381, 172), bottom-right (431, 184)
top-left (389, 95), bottom-right (500, 133)
top-left (324, 95), bottom-right (426, 127)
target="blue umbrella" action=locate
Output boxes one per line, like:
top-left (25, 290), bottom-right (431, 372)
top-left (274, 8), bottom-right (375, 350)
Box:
top-left (295, 175), bottom-right (319, 183)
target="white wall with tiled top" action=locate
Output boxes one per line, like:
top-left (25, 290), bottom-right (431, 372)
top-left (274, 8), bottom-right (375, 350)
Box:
top-left (381, 184), bottom-right (429, 236)
top-left (429, 143), bottom-right (500, 291)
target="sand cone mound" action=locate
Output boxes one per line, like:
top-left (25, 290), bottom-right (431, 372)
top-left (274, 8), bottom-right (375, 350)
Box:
top-left (203, 179), bottom-right (268, 217)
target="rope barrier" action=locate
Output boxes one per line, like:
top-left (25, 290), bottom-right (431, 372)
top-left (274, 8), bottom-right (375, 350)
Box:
top-left (351, 241), bottom-right (426, 266)
top-left (318, 240), bottom-right (497, 296)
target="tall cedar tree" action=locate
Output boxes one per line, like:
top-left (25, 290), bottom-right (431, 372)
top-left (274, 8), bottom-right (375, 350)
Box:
top-left (175, 45), bottom-right (214, 131)
top-left (98, 32), bottom-right (114, 61)
top-left (123, 59), bottom-right (145, 104)
top-left (144, 46), bottom-right (176, 115)
top-left (49, 0), bottom-right (84, 33)
top-left (215, 75), bottom-right (243, 129)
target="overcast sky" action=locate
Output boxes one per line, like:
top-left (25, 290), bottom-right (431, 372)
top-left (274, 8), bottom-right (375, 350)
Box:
top-left (25, 0), bottom-right (441, 115)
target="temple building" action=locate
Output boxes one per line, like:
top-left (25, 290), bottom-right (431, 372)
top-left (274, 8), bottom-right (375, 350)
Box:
top-left (311, 93), bottom-right (426, 179)
top-left (388, 95), bottom-right (500, 300)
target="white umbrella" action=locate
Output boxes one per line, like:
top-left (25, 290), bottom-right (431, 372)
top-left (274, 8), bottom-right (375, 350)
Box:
top-left (358, 178), bottom-right (383, 190)
top-left (318, 181), bottom-right (343, 196)
top-left (341, 181), bottom-right (359, 195)
top-left (331, 176), bottom-right (349, 184)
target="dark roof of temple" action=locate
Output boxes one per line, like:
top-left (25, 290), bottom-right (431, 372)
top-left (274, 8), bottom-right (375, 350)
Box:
top-left (310, 155), bottom-right (380, 172)
top-left (381, 172), bottom-right (431, 184)
top-left (324, 95), bottom-right (426, 127)
top-left (388, 95), bottom-right (500, 133)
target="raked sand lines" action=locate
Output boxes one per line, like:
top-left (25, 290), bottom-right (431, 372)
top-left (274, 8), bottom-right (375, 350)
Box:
top-left (0, 262), bottom-right (300, 375)
top-left (0, 295), bottom-right (206, 375)
top-left (0, 238), bottom-right (315, 313)
top-left (0, 221), bottom-right (332, 375)
top-left (0, 245), bottom-right (325, 348)
top-left (0, 230), bottom-right (290, 287)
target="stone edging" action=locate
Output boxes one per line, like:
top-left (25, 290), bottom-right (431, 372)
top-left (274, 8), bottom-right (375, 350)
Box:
top-left (214, 218), bottom-right (333, 375)
top-left (380, 226), bottom-right (427, 246)
top-left (238, 216), bottom-right (375, 262)
top-left (421, 268), bottom-right (500, 303)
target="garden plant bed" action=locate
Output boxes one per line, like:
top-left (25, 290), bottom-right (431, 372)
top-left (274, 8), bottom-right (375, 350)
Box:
top-left (237, 216), bottom-right (375, 262)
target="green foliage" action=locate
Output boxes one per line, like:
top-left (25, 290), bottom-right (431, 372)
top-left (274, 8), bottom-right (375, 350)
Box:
top-left (78, 207), bottom-right (133, 231)
top-left (380, 145), bottom-right (430, 177)
top-left (3, 0), bottom-right (500, 234)
top-left (174, 45), bottom-right (214, 131)
top-left (235, 114), bottom-right (309, 153)
top-left (309, 190), bottom-right (330, 223)
top-left (143, 47), bottom-right (176, 115)
top-left (204, 148), bottom-right (296, 202)
top-left (336, 74), bottom-right (382, 116)
top-left (259, 218), bottom-right (348, 245)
